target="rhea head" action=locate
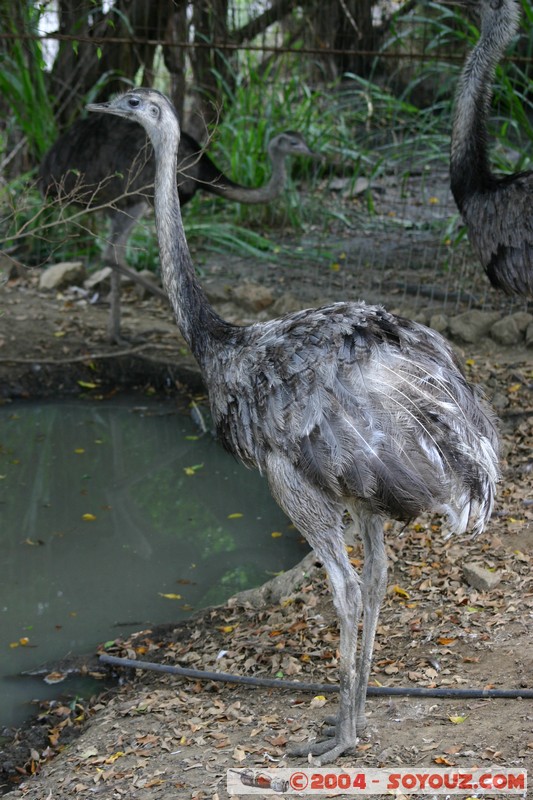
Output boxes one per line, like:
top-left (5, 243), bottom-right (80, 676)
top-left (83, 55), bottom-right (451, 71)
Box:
top-left (87, 88), bottom-right (180, 153)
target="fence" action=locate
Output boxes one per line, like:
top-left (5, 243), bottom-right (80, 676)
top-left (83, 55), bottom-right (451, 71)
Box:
top-left (0, 1), bottom-right (531, 319)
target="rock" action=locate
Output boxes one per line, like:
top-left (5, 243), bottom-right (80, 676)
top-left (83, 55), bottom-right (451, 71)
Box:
top-left (329, 176), bottom-right (369, 196)
top-left (0, 252), bottom-right (25, 281)
top-left (270, 292), bottom-right (302, 316)
top-left (134, 269), bottom-right (160, 300)
top-left (84, 267), bottom-right (113, 292)
top-left (463, 563), bottom-right (501, 592)
top-left (352, 177), bottom-right (370, 195)
top-left (329, 177), bottom-right (350, 192)
top-left (204, 279), bottom-right (232, 305)
top-left (230, 552), bottom-right (318, 609)
top-left (232, 281), bottom-right (274, 312)
top-left (490, 391), bottom-right (509, 411)
top-left (39, 261), bottom-right (86, 291)
top-left (449, 310), bottom-right (501, 343)
top-left (412, 312), bottom-right (430, 326)
top-left (429, 313), bottom-right (449, 334)
top-left (215, 301), bottom-right (243, 323)
top-left (490, 312), bottom-right (533, 346)
top-left (526, 322), bottom-right (533, 348)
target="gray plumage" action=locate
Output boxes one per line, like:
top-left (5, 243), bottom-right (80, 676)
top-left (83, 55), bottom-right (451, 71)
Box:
top-left (39, 114), bottom-right (313, 342)
top-left (450, 0), bottom-right (533, 296)
top-left (87, 88), bottom-right (499, 764)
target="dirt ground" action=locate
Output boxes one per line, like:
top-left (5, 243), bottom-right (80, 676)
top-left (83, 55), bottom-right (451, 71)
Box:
top-left (0, 242), bottom-right (532, 799)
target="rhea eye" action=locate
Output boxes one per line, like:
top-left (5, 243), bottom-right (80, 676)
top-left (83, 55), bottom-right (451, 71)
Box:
top-left (128, 97), bottom-right (140, 108)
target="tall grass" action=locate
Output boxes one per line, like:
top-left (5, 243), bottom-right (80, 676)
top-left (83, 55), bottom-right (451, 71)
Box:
top-left (2, 0), bottom-right (531, 269)
top-left (0, 4), bottom-right (57, 160)
top-left (382, 0), bottom-right (533, 169)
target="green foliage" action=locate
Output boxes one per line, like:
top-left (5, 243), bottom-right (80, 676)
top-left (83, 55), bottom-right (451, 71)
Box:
top-left (0, 168), bottom-right (103, 268)
top-left (385, 0), bottom-right (533, 171)
top-left (0, 4), bottom-right (56, 159)
top-left (2, 0), bottom-right (531, 266)
top-left (188, 53), bottom-right (325, 230)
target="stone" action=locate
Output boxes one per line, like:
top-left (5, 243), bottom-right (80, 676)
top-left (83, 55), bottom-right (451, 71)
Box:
top-left (0, 252), bottom-right (24, 281)
top-left (329, 176), bottom-right (369, 196)
top-left (270, 292), bottom-right (302, 316)
top-left (526, 322), bottom-right (533, 348)
top-left (491, 312), bottom-right (533, 346)
top-left (463, 563), bottom-right (501, 592)
top-left (448, 310), bottom-right (501, 343)
top-left (429, 313), bottom-right (449, 334)
top-left (84, 267), bottom-right (113, 292)
top-left (411, 311), bottom-right (429, 326)
top-left (352, 177), bottom-right (370, 195)
top-left (232, 281), bottom-right (274, 312)
top-left (39, 261), bottom-right (86, 291)
top-left (134, 269), bottom-right (160, 300)
top-left (204, 279), bottom-right (233, 305)
top-left (230, 552), bottom-right (318, 609)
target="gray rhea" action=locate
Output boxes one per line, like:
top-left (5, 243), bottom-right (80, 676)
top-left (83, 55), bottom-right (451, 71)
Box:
top-left (88, 89), bottom-right (499, 764)
top-left (449, 0), bottom-right (533, 296)
top-left (39, 115), bottom-right (313, 343)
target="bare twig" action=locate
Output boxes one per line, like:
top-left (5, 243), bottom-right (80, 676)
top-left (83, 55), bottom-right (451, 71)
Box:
top-left (338, 0), bottom-right (360, 39)
top-left (0, 342), bottom-right (182, 365)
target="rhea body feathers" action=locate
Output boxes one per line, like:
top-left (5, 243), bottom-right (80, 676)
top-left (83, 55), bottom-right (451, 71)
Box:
top-left (88, 88), bottom-right (499, 763)
top-left (450, 0), bottom-right (533, 296)
top-left (210, 302), bottom-right (497, 534)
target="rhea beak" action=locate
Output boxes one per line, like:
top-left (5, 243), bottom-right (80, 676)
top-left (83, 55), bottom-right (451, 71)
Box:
top-left (87, 101), bottom-right (116, 116)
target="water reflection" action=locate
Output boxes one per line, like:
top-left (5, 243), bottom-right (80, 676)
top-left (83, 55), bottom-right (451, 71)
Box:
top-left (0, 399), bottom-right (309, 727)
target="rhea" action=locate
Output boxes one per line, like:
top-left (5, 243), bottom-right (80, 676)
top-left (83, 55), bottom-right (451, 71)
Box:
top-left (88, 89), bottom-right (499, 764)
top-left (449, 0), bottom-right (533, 296)
top-left (39, 114), bottom-right (313, 342)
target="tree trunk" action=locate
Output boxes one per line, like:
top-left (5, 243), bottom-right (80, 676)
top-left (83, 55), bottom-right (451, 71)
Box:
top-left (188, 0), bottom-right (232, 137)
top-left (49, 0), bottom-right (173, 126)
top-left (302, 0), bottom-right (378, 80)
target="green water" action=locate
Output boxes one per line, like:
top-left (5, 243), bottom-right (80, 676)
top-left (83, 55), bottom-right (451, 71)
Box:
top-left (0, 399), bottom-right (308, 728)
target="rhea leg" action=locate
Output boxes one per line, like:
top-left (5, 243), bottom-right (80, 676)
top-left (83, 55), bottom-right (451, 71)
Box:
top-left (300, 543), bottom-right (363, 763)
top-left (104, 203), bottom-right (148, 343)
top-left (266, 456), bottom-right (362, 764)
top-left (322, 510), bottom-right (387, 739)
top-left (351, 507), bottom-right (388, 730)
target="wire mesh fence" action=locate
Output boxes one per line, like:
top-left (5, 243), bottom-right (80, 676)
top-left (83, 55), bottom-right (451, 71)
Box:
top-left (0, 1), bottom-right (531, 319)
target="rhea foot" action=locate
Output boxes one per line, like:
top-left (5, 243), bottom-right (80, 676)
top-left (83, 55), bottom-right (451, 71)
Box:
top-left (322, 713), bottom-right (368, 738)
top-left (287, 733), bottom-right (357, 765)
top-left (288, 714), bottom-right (358, 765)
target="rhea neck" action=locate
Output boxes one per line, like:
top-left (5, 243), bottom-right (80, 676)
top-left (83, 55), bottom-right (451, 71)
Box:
top-left (237, 143), bottom-right (288, 204)
top-left (212, 141), bottom-right (288, 204)
top-left (450, 9), bottom-right (517, 206)
top-left (150, 110), bottom-right (233, 365)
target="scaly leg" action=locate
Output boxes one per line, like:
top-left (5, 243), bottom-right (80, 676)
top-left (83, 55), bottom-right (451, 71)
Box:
top-left (265, 456), bottom-right (363, 764)
top-left (321, 510), bottom-right (388, 738)
top-left (103, 203), bottom-right (148, 344)
top-left (351, 508), bottom-right (388, 730)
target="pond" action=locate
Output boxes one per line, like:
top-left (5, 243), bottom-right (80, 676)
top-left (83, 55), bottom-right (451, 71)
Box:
top-left (0, 399), bottom-right (309, 729)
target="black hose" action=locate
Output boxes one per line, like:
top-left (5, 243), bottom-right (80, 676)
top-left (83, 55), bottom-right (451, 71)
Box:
top-left (99, 654), bottom-right (533, 699)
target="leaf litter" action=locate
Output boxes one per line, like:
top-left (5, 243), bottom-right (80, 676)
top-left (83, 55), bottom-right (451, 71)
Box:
top-left (1, 358), bottom-right (532, 798)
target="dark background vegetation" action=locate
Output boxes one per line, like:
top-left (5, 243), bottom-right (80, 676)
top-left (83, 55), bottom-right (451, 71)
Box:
top-left (0, 0), bottom-right (532, 310)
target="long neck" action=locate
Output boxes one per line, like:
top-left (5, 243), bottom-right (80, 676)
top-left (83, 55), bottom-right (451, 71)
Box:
top-left (210, 151), bottom-right (288, 204)
top-left (154, 127), bottom-right (230, 365)
top-left (450, 13), bottom-right (515, 206)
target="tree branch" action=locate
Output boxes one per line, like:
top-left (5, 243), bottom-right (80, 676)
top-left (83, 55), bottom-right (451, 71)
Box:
top-left (231, 0), bottom-right (296, 46)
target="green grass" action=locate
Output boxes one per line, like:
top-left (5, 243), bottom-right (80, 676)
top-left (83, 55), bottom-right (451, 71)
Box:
top-left (0, 4), bottom-right (57, 159)
top-left (1, 0), bottom-right (531, 271)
